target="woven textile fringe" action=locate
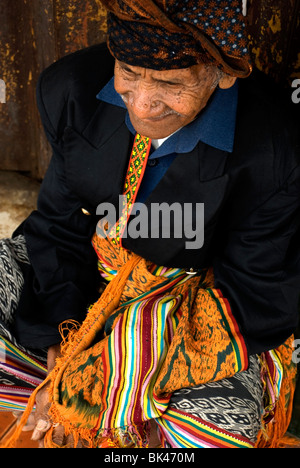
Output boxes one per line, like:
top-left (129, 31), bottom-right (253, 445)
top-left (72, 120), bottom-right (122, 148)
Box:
top-left (255, 383), bottom-right (297, 448)
top-left (255, 339), bottom-right (298, 448)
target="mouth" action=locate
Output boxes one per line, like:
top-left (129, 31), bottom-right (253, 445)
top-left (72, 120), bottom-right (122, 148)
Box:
top-left (143, 113), bottom-right (177, 122)
top-left (131, 110), bottom-right (182, 124)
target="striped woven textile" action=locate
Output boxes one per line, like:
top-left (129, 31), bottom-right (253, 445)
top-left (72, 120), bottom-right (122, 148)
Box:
top-left (33, 232), bottom-right (252, 448)
top-left (93, 261), bottom-right (256, 449)
top-left (0, 336), bottom-right (47, 412)
top-left (93, 274), bottom-right (254, 448)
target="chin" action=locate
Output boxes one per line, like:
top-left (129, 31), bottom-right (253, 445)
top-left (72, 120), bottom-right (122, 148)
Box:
top-left (133, 123), bottom-right (180, 140)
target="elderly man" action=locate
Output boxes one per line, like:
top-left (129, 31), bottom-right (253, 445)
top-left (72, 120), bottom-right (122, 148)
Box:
top-left (1, 0), bottom-right (300, 449)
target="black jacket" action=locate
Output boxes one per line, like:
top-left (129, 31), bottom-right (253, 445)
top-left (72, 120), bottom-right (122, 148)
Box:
top-left (13, 43), bottom-right (300, 356)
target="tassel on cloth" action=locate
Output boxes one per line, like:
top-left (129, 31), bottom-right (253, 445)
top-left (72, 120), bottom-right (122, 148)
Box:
top-left (255, 339), bottom-right (298, 448)
top-left (242, 0), bottom-right (247, 16)
top-left (255, 378), bottom-right (298, 449)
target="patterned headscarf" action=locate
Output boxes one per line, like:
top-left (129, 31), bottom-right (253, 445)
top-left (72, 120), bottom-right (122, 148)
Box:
top-left (100, 0), bottom-right (252, 77)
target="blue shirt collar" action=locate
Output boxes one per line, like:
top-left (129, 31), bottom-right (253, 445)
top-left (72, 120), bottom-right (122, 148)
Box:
top-left (97, 77), bottom-right (238, 155)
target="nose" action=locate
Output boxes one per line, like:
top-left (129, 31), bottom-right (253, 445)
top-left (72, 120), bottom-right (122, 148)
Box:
top-left (127, 85), bottom-right (163, 119)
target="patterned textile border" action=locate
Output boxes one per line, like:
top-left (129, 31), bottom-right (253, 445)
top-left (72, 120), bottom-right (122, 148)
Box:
top-left (157, 408), bottom-right (254, 448)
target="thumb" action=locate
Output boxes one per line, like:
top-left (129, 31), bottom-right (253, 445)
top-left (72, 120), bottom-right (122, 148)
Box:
top-left (31, 384), bottom-right (52, 441)
top-left (31, 418), bottom-right (52, 441)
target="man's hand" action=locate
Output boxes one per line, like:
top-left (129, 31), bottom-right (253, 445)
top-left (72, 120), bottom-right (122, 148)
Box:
top-left (31, 344), bottom-right (60, 446)
top-left (31, 344), bottom-right (87, 448)
top-left (31, 382), bottom-right (52, 445)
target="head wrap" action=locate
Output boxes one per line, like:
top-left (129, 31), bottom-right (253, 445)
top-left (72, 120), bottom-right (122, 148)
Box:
top-left (100, 0), bottom-right (252, 77)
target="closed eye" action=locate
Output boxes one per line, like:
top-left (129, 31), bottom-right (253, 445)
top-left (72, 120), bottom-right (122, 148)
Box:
top-left (157, 79), bottom-right (182, 86)
top-left (119, 63), bottom-right (183, 87)
top-left (120, 64), bottom-right (137, 77)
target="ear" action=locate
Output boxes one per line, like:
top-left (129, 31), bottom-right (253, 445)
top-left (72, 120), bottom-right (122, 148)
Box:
top-left (218, 75), bottom-right (237, 89)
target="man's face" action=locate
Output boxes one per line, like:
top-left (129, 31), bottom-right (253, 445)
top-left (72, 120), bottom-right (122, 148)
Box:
top-left (114, 60), bottom-right (234, 139)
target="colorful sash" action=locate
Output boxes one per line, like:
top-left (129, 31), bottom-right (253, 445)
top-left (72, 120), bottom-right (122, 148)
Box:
top-left (109, 133), bottom-right (151, 246)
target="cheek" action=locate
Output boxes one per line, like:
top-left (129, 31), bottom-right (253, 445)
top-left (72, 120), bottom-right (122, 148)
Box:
top-left (167, 92), bottom-right (209, 118)
top-left (114, 76), bottom-right (128, 95)
top-left (114, 70), bottom-right (138, 96)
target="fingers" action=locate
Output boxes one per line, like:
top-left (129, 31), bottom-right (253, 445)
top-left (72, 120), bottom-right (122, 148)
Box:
top-left (35, 424), bottom-right (70, 448)
top-left (32, 382), bottom-right (51, 442)
top-left (51, 425), bottom-right (65, 447)
top-left (31, 383), bottom-right (86, 448)
top-left (31, 418), bottom-right (52, 441)
top-left (40, 425), bottom-right (86, 448)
